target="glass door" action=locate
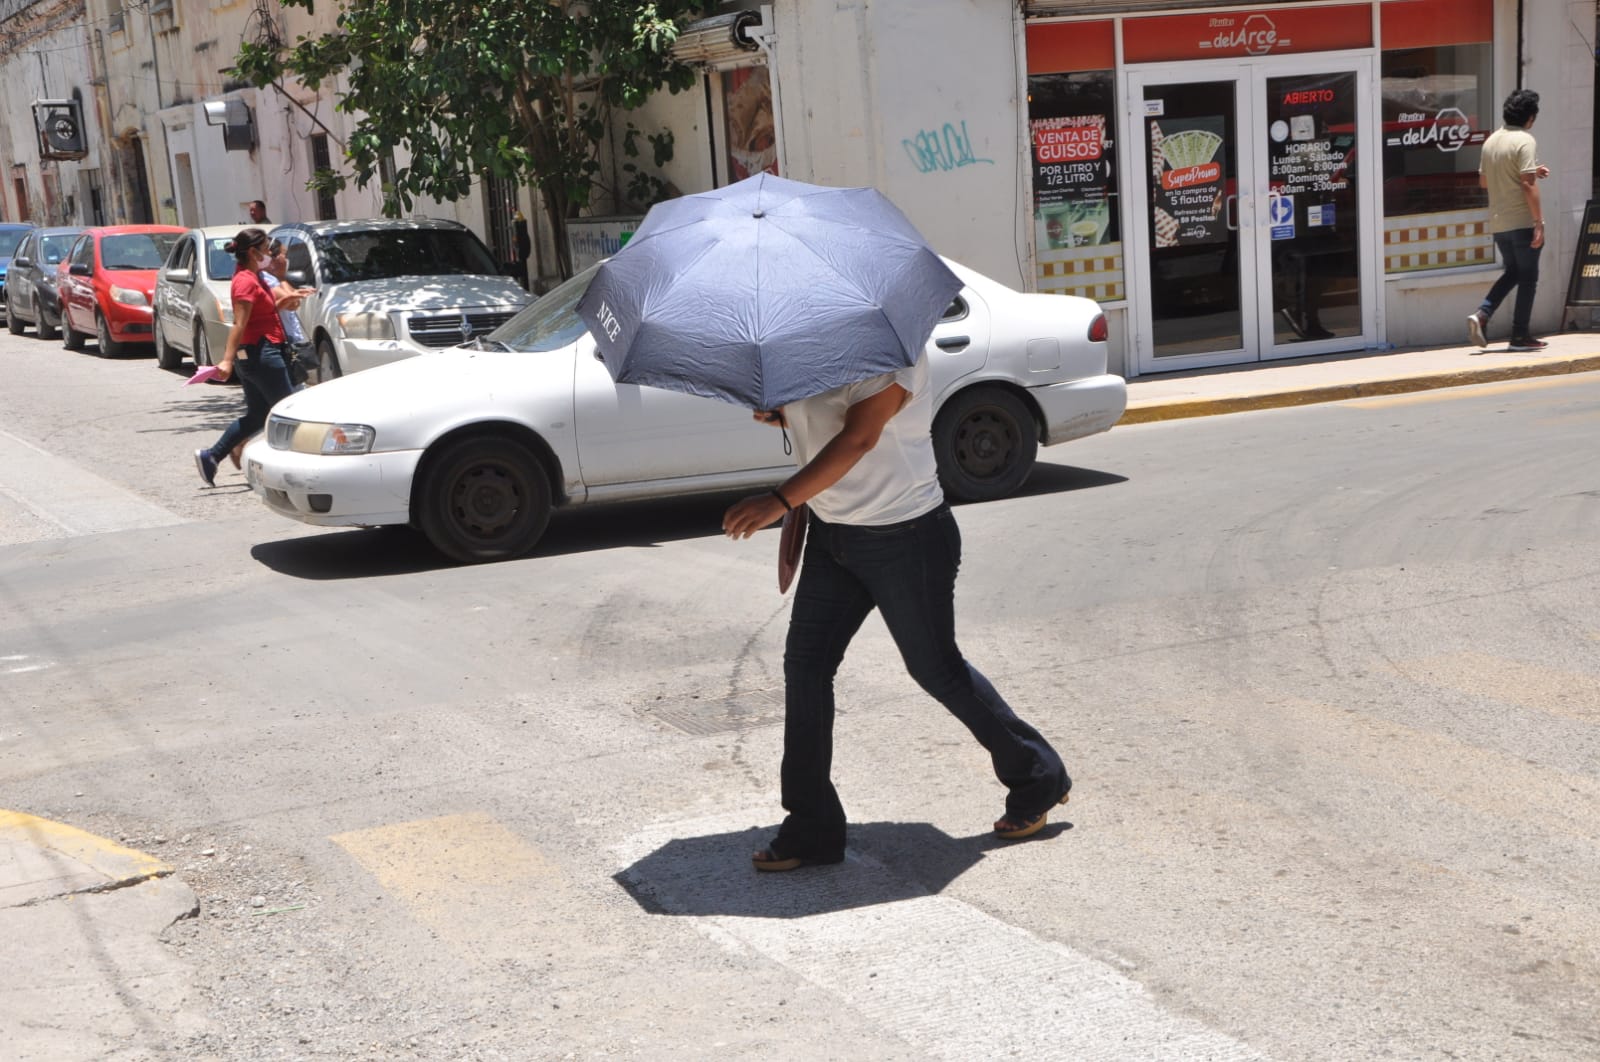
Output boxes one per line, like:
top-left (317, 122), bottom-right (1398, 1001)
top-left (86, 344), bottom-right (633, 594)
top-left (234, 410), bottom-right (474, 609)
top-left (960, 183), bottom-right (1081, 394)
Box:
top-left (1126, 57), bottom-right (1378, 373)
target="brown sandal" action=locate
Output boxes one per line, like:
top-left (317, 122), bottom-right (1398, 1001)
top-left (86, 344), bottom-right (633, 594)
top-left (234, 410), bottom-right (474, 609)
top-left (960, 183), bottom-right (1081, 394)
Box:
top-left (994, 791), bottom-right (1071, 840)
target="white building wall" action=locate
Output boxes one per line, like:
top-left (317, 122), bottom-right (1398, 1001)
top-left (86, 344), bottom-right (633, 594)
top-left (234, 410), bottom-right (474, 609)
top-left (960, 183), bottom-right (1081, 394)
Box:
top-left (0, 0), bottom-right (103, 224)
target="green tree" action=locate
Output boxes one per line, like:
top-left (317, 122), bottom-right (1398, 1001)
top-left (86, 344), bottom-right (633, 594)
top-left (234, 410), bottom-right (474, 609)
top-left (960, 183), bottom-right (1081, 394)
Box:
top-left (234, 0), bottom-right (701, 277)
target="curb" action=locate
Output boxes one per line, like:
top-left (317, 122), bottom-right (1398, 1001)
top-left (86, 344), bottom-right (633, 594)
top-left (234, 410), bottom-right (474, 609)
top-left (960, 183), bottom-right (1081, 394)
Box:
top-left (1118, 353), bottom-right (1600, 425)
top-left (0, 810), bottom-right (171, 906)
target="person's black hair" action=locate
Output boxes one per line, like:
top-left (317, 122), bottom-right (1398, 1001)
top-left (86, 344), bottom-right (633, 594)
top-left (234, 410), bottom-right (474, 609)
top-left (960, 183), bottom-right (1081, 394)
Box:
top-left (224, 227), bottom-right (268, 265)
top-left (1503, 89), bottom-right (1540, 127)
top-left (267, 238), bottom-right (285, 256)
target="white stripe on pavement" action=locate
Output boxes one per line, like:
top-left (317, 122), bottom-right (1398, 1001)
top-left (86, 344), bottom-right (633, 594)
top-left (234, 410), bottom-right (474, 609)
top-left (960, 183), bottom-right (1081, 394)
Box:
top-left (0, 427), bottom-right (185, 539)
top-left (617, 812), bottom-right (1268, 1062)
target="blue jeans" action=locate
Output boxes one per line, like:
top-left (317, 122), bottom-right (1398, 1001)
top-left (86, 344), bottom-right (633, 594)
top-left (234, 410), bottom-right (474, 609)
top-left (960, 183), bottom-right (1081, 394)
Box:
top-left (208, 341), bottom-right (292, 460)
top-left (1480, 228), bottom-right (1542, 338)
top-left (774, 503), bottom-right (1069, 860)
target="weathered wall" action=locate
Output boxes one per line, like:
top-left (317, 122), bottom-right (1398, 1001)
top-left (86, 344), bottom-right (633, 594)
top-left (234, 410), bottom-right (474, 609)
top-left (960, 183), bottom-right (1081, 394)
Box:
top-left (0, 0), bottom-right (102, 223)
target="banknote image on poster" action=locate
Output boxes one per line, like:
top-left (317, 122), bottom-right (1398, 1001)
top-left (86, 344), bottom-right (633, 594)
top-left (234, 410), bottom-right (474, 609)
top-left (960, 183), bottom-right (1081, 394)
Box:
top-left (1147, 116), bottom-right (1226, 248)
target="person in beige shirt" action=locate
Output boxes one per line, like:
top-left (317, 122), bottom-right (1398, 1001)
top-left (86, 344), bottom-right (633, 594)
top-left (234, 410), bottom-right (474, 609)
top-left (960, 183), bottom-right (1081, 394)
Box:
top-left (1467, 89), bottom-right (1551, 351)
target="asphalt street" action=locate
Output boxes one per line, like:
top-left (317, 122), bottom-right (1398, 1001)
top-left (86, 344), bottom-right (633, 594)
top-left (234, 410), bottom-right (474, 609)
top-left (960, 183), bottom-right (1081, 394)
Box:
top-left (2, 328), bottom-right (1598, 1060)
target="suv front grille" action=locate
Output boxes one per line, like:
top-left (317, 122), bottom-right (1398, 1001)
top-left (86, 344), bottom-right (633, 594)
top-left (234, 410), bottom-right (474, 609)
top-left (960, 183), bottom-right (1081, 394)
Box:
top-left (407, 310), bottom-right (519, 348)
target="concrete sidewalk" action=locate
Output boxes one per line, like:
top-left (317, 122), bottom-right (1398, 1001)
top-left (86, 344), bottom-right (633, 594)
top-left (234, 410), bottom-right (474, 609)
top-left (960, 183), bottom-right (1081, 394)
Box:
top-left (1120, 331), bottom-right (1600, 424)
top-left (0, 810), bottom-right (203, 1059)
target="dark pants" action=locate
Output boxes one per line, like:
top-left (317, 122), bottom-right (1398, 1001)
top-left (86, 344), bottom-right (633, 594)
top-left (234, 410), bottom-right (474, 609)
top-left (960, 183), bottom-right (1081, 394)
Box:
top-left (774, 503), bottom-right (1069, 860)
top-left (1480, 228), bottom-right (1542, 338)
top-left (208, 341), bottom-right (292, 460)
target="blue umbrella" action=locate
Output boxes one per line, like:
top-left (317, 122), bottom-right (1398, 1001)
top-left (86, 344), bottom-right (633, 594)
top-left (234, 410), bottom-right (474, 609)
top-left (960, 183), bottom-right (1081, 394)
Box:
top-left (575, 173), bottom-right (962, 411)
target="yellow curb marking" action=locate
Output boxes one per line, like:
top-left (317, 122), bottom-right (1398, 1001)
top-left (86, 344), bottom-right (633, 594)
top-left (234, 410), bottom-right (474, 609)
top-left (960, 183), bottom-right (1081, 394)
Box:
top-left (1119, 354), bottom-right (1600, 424)
top-left (1340, 374), bottom-right (1580, 408)
top-left (0, 810), bottom-right (171, 883)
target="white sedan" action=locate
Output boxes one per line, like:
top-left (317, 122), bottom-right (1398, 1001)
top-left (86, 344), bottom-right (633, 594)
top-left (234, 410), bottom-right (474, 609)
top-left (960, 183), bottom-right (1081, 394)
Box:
top-left (243, 260), bottom-right (1126, 563)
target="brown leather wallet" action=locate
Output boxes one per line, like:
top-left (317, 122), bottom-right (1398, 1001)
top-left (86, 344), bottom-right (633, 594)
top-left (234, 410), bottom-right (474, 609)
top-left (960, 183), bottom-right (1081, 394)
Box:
top-left (778, 503), bottom-right (808, 593)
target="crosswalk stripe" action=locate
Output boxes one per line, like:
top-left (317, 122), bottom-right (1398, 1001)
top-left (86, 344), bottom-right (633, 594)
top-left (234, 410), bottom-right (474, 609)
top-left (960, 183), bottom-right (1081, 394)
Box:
top-left (0, 426), bottom-right (185, 538)
top-left (1396, 652), bottom-right (1600, 722)
top-left (616, 811), bottom-right (1267, 1061)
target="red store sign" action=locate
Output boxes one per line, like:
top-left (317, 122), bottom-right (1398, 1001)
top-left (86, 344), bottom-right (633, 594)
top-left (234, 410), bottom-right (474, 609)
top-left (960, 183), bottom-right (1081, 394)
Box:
top-left (1124, 4), bottom-right (1373, 64)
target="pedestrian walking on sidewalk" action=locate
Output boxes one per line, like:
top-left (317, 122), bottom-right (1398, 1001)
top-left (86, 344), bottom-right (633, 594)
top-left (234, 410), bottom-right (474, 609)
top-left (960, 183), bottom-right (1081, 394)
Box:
top-left (1467, 89), bottom-right (1551, 352)
top-left (722, 355), bottom-right (1072, 871)
top-left (193, 228), bottom-right (292, 487)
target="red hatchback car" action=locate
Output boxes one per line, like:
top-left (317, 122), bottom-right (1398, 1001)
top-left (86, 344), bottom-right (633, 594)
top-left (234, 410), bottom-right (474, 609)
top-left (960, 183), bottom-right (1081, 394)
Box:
top-left (57, 225), bottom-right (185, 356)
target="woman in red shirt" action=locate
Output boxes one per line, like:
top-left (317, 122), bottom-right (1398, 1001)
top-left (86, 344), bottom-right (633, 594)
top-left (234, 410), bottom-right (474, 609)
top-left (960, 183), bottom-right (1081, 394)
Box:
top-left (193, 228), bottom-right (297, 486)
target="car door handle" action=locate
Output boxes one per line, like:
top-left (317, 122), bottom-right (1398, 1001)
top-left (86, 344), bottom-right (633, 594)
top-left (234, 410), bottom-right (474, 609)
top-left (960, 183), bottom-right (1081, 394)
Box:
top-left (936, 335), bottom-right (970, 352)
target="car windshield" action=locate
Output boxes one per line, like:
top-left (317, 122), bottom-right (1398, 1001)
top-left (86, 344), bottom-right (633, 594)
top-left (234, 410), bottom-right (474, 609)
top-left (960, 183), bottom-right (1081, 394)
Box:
top-left (311, 227), bottom-right (501, 285)
top-left (489, 265), bottom-right (597, 352)
top-left (0, 230), bottom-right (26, 257)
top-left (38, 233), bottom-right (76, 265)
top-left (102, 233), bottom-right (181, 270)
top-left (204, 238), bottom-right (234, 280)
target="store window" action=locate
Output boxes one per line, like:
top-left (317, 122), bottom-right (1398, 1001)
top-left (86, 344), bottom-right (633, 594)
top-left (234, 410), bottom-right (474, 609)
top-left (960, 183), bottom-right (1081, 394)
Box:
top-left (1025, 20), bottom-right (1121, 303)
top-left (1379, 0), bottom-right (1494, 272)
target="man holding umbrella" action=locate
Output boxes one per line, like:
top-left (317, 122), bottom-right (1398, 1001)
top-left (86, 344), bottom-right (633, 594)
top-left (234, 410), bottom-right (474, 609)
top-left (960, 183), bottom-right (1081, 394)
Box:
top-left (580, 175), bottom-right (1071, 871)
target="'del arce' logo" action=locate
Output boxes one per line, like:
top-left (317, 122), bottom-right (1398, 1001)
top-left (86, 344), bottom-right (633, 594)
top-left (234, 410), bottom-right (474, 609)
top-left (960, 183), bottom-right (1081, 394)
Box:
top-left (1430, 108), bottom-right (1472, 153)
top-left (1240, 14), bottom-right (1279, 56)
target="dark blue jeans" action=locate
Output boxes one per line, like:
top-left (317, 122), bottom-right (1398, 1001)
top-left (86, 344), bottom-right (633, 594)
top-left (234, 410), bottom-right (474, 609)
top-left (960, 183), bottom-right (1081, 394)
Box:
top-left (208, 341), bottom-right (293, 461)
top-left (775, 503), bottom-right (1069, 860)
top-left (1480, 228), bottom-right (1542, 338)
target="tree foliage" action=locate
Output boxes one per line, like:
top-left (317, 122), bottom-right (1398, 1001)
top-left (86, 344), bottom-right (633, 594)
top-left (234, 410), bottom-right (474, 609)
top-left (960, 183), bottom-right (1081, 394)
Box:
top-left (234, 0), bottom-right (702, 276)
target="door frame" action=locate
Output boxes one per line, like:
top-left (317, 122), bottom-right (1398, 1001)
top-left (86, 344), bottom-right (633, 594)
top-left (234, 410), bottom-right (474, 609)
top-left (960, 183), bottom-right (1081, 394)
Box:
top-left (1123, 51), bottom-right (1381, 375)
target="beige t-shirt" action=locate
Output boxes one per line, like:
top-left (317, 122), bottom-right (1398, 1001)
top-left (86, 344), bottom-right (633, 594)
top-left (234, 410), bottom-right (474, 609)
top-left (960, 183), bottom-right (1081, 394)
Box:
top-left (1479, 125), bottom-right (1538, 233)
top-left (784, 352), bottom-right (945, 526)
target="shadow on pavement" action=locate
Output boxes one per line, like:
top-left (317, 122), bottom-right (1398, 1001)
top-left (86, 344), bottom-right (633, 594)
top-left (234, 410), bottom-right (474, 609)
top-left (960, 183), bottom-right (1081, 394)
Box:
top-left (613, 818), bottom-right (1072, 919)
top-left (1007, 463), bottom-right (1127, 500)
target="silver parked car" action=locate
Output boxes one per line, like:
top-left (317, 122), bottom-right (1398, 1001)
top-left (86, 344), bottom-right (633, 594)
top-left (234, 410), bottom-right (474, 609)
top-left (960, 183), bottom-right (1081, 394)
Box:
top-left (152, 225), bottom-right (240, 371)
top-left (268, 218), bottom-right (532, 383)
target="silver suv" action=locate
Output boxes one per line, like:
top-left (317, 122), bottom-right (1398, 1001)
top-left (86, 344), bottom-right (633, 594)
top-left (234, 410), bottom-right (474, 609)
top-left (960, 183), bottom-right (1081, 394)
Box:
top-left (269, 218), bottom-right (532, 381)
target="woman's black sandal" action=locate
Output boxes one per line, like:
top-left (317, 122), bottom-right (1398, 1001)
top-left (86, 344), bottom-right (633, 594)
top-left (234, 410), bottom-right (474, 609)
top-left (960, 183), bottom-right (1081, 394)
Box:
top-left (994, 790), bottom-right (1071, 840)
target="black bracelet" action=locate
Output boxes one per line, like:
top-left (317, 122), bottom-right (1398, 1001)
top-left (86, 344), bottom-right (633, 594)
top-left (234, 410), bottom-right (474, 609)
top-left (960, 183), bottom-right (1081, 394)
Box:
top-left (771, 487), bottom-right (793, 512)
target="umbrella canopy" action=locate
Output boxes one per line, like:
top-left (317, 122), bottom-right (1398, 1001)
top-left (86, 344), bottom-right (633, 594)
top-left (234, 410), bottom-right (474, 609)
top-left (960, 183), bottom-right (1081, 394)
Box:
top-left (576, 173), bottom-right (961, 411)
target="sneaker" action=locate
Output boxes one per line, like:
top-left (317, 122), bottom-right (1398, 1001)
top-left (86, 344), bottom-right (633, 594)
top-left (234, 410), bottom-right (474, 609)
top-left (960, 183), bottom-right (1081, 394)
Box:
top-left (1508, 336), bottom-right (1548, 351)
top-left (194, 448), bottom-right (218, 487)
top-left (1466, 311), bottom-right (1488, 348)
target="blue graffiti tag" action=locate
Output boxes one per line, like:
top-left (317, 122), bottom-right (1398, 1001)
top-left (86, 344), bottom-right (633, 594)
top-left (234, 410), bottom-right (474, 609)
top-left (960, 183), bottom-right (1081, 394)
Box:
top-left (901, 120), bottom-right (994, 174)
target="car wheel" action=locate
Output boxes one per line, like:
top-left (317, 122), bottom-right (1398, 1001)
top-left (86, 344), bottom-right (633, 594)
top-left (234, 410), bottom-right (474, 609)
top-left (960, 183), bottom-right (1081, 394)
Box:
top-left (154, 318), bottom-right (182, 370)
top-left (95, 312), bottom-right (125, 357)
top-left (61, 308), bottom-right (85, 351)
top-left (4, 296), bottom-right (22, 336)
top-left (37, 303), bottom-right (59, 341)
top-left (193, 323), bottom-right (212, 367)
top-left (932, 385), bottom-right (1039, 503)
top-left (314, 337), bottom-right (342, 384)
top-left (416, 436), bottom-right (553, 564)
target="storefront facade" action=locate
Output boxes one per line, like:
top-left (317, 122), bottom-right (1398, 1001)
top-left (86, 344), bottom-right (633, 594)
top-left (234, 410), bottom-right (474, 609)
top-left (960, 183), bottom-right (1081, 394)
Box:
top-left (1025, 0), bottom-right (1585, 376)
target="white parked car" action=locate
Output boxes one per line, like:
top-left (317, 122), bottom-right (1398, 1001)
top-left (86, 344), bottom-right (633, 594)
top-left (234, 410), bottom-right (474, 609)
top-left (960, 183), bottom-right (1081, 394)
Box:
top-left (268, 218), bottom-right (532, 382)
top-left (243, 259), bottom-right (1126, 563)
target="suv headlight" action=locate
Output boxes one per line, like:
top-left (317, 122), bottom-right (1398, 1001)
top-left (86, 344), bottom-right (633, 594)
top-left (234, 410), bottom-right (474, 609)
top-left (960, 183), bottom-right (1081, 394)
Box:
top-left (268, 415), bottom-right (375, 454)
top-left (337, 311), bottom-right (395, 341)
top-left (110, 285), bottom-right (149, 306)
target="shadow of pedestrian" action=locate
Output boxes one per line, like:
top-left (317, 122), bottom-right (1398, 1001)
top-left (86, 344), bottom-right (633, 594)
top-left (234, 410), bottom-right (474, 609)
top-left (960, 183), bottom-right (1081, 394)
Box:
top-left (613, 818), bottom-right (1071, 920)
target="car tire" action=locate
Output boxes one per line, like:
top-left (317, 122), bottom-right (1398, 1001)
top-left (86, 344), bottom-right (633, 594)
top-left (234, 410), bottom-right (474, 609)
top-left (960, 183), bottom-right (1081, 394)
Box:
top-left (193, 324), bottom-right (212, 367)
top-left (314, 337), bottom-right (342, 384)
top-left (416, 435), bottom-right (553, 564)
top-left (932, 385), bottom-right (1039, 503)
top-left (154, 318), bottom-right (182, 370)
top-left (4, 297), bottom-right (22, 336)
top-left (37, 304), bottom-right (59, 341)
top-left (62, 309), bottom-right (85, 351)
top-left (95, 312), bottom-right (125, 358)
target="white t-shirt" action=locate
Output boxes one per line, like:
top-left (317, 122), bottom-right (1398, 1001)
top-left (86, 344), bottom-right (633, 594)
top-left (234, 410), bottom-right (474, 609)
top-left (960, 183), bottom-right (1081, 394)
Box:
top-left (784, 352), bottom-right (945, 525)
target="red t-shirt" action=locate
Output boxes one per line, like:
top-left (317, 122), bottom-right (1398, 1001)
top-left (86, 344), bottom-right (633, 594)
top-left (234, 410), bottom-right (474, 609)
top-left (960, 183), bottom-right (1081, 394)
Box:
top-left (231, 268), bottom-right (287, 346)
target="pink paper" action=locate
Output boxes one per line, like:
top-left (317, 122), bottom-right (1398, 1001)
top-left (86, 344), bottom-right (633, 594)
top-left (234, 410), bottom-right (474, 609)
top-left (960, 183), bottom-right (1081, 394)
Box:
top-left (185, 365), bottom-right (223, 386)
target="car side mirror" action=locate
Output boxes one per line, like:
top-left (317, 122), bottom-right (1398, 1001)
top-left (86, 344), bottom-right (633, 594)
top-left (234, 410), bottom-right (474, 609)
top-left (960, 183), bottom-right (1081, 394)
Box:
top-left (69, 262), bottom-right (91, 276)
top-left (287, 269), bottom-right (310, 286)
top-left (12, 255), bottom-right (30, 269)
top-left (164, 267), bottom-right (194, 284)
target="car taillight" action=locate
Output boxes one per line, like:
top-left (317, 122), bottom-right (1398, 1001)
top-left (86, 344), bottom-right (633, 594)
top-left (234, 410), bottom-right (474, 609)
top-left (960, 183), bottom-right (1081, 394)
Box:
top-left (1087, 313), bottom-right (1108, 343)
